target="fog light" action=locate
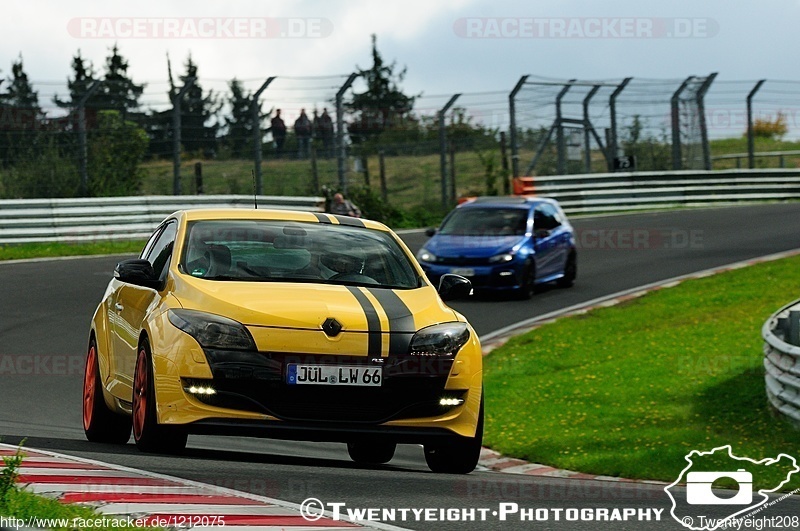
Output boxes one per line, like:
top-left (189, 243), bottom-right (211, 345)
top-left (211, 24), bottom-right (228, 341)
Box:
top-left (499, 271), bottom-right (514, 277)
top-left (186, 385), bottom-right (216, 396)
top-left (439, 397), bottom-right (464, 407)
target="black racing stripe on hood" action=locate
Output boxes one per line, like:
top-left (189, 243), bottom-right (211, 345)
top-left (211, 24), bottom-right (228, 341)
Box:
top-left (367, 288), bottom-right (415, 356)
top-left (346, 286), bottom-right (382, 358)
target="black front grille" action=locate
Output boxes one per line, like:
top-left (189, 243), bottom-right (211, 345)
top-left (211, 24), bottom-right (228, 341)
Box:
top-left (435, 256), bottom-right (490, 266)
top-left (188, 351), bottom-right (462, 423)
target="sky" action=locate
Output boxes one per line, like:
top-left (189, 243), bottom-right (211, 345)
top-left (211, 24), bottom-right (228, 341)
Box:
top-left (2, 0), bottom-right (799, 138)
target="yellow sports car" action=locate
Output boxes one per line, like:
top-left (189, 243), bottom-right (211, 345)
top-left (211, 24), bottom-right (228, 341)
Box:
top-left (83, 209), bottom-right (483, 473)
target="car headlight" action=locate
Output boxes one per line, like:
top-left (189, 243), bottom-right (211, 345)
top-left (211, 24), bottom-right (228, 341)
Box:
top-left (409, 322), bottom-right (470, 357)
top-left (489, 252), bottom-right (515, 263)
top-left (417, 248), bottom-right (437, 263)
top-left (168, 309), bottom-right (256, 351)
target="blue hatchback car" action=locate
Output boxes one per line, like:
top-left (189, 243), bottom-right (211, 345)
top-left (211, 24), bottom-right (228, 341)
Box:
top-left (417, 197), bottom-right (577, 299)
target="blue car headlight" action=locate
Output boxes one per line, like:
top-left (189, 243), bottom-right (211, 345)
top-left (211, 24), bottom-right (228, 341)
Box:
top-left (417, 248), bottom-right (437, 263)
top-left (409, 322), bottom-right (470, 357)
top-left (489, 252), bottom-right (515, 263)
top-left (168, 309), bottom-right (256, 351)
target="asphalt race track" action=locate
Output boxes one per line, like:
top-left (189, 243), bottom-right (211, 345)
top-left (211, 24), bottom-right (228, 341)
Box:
top-left (2, 203), bottom-right (800, 530)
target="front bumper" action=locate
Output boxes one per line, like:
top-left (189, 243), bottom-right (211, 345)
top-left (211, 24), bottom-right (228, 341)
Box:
top-left (150, 326), bottom-right (483, 439)
top-left (420, 262), bottom-right (524, 291)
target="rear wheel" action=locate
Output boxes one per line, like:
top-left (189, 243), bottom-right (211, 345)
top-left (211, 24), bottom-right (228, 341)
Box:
top-left (424, 397), bottom-right (484, 474)
top-left (133, 339), bottom-right (187, 454)
top-left (83, 338), bottom-right (131, 444)
top-left (557, 252), bottom-right (577, 288)
top-left (347, 441), bottom-right (397, 465)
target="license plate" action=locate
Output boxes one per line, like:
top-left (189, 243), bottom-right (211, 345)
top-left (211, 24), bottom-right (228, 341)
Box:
top-left (286, 364), bottom-right (382, 387)
top-left (451, 267), bottom-right (475, 277)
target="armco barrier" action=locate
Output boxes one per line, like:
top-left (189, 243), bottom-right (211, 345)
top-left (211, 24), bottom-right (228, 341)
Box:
top-left (0, 194), bottom-right (325, 244)
top-left (762, 298), bottom-right (800, 430)
top-left (520, 168), bottom-right (800, 214)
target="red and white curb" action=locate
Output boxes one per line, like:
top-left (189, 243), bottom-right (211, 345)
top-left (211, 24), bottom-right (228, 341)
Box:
top-left (0, 444), bottom-right (405, 530)
top-left (477, 247), bottom-right (800, 481)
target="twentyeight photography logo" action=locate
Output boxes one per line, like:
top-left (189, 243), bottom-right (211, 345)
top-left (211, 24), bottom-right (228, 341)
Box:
top-left (664, 446), bottom-right (799, 530)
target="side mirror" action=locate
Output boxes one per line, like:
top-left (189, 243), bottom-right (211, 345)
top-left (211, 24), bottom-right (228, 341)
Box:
top-left (438, 274), bottom-right (472, 301)
top-left (424, 227), bottom-right (437, 237)
top-left (114, 259), bottom-right (161, 290)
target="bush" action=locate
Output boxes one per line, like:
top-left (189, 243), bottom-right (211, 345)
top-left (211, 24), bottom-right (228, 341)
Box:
top-left (87, 110), bottom-right (149, 196)
top-left (0, 441), bottom-right (25, 502)
top-left (751, 113), bottom-right (788, 140)
top-left (0, 137), bottom-right (80, 198)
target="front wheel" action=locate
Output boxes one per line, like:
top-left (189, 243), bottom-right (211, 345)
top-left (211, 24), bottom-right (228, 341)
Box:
top-left (132, 339), bottom-right (187, 454)
top-left (515, 261), bottom-right (536, 300)
top-left (424, 397), bottom-right (484, 474)
top-left (83, 338), bottom-right (131, 444)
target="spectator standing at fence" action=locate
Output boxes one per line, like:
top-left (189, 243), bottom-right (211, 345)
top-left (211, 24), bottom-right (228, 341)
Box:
top-left (270, 109), bottom-right (286, 159)
top-left (294, 108), bottom-right (312, 159)
top-left (319, 108), bottom-right (334, 158)
top-left (329, 192), bottom-right (361, 217)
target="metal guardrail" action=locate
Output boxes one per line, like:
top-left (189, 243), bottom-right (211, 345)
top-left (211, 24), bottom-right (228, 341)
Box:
top-left (711, 150), bottom-right (800, 169)
top-left (762, 299), bottom-right (800, 430)
top-left (0, 195), bottom-right (325, 244)
top-left (518, 169), bottom-right (800, 214)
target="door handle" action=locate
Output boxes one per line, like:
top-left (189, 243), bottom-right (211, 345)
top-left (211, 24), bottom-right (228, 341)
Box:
top-left (114, 303), bottom-right (124, 312)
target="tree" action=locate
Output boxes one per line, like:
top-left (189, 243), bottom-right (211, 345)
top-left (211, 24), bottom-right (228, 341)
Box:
top-left (2, 54), bottom-right (40, 113)
top-left (0, 55), bottom-right (42, 167)
top-left (175, 55), bottom-right (219, 156)
top-left (53, 50), bottom-right (99, 110)
top-left (94, 44), bottom-right (144, 114)
top-left (346, 34), bottom-right (417, 145)
top-left (223, 79), bottom-right (257, 158)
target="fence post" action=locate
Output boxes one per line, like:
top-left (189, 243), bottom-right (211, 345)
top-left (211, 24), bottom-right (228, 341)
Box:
top-left (310, 145), bottom-right (319, 194)
top-left (379, 150), bottom-right (388, 202)
top-left (449, 142), bottom-right (457, 201)
top-left (438, 94), bottom-right (461, 208)
top-left (608, 77), bottom-right (632, 171)
top-left (171, 77), bottom-right (195, 196)
top-left (670, 76), bottom-right (694, 171)
top-left (696, 72), bottom-right (717, 171)
top-left (583, 85), bottom-right (601, 174)
top-left (336, 73), bottom-right (358, 194)
top-left (252, 77), bottom-right (276, 195)
top-left (500, 131), bottom-right (510, 194)
top-left (77, 80), bottom-right (102, 197)
top-left (555, 80), bottom-right (575, 175)
top-left (194, 162), bottom-right (203, 194)
top-left (747, 80), bottom-right (766, 170)
top-left (508, 75), bottom-right (529, 179)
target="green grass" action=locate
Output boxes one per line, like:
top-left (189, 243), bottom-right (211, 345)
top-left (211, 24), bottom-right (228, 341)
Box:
top-left (483, 254), bottom-right (800, 490)
top-left (1, 489), bottom-right (157, 531)
top-left (0, 240), bottom-right (144, 261)
top-left (710, 137), bottom-right (800, 169)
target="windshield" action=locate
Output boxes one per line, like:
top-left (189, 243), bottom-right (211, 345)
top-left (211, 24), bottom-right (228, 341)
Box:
top-left (179, 220), bottom-right (421, 289)
top-left (439, 207), bottom-right (529, 236)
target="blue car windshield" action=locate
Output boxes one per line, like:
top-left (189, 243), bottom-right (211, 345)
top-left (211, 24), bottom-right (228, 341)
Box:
top-left (179, 220), bottom-right (421, 289)
top-left (439, 208), bottom-right (528, 236)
